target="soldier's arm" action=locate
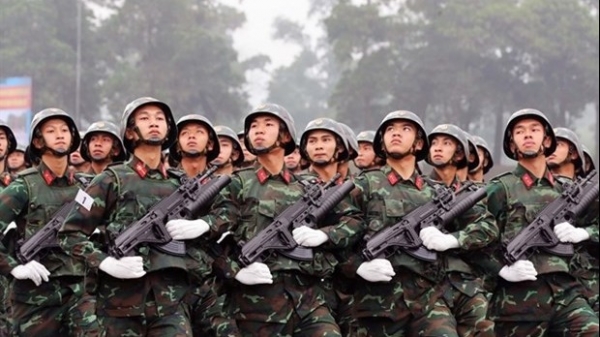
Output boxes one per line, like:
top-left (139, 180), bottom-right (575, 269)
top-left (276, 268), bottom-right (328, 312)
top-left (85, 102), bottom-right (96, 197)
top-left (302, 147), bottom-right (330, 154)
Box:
top-left (195, 180), bottom-right (238, 242)
top-left (319, 179), bottom-right (366, 249)
top-left (578, 196), bottom-right (599, 243)
top-left (451, 197), bottom-right (499, 251)
top-left (58, 172), bottom-right (117, 270)
top-left (0, 179), bottom-right (29, 275)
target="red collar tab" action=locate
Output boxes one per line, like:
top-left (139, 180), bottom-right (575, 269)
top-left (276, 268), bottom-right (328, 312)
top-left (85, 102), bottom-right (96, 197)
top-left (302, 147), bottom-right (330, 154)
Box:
top-left (42, 169), bottom-right (55, 185)
top-left (415, 175), bottom-right (424, 190)
top-left (545, 171), bottom-right (555, 186)
top-left (281, 170), bottom-right (292, 184)
top-left (2, 174), bottom-right (12, 186)
top-left (256, 168), bottom-right (269, 184)
top-left (387, 171), bottom-right (399, 186)
top-left (521, 173), bottom-right (534, 189)
top-left (134, 161), bottom-right (149, 178)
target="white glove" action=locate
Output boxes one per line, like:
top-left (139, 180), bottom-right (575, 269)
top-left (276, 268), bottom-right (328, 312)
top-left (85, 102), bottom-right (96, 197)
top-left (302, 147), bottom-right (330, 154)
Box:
top-left (499, 260), bottom-right (538, 282)
top-left (3, 222), bottom-right (16, 235)
top-left (99, 256), bottom-right (146, 279)
top-left (10, 260), bottom-right (51, 286)
top-left (419, 226), bottom-right (460, 251)
top-left (554, 221), bottom-right (590, 244)
top-left (293, 226), bottom-right (329, 247)
top-left (166, 218), bottom-right (210, 240)
top-left (356, 259), bottom-right (395, 282)
top-left (235, 262), bottom-right (273, 285)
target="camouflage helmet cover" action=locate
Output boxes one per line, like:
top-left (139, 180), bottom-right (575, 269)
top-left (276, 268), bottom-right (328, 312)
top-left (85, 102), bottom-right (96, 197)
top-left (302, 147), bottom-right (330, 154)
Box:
top-left (80, 121), bottom-right (128, 162)
top-left (214, 124), bottom-right (244, 166)
top-left (28, 108), bottom-right (80, 160)
top-left (169, 114), bottom-right (220, 163)
top-left (243, 103), bottom-right (297, 155)
top-left (300, 118), bottom-right (350, 162)
top-left (503, 108), bottom-right (556, 160)
top-left (120, 97), bottom-right (177, 152)
top-left (373, 110), bottom-right (429, 161)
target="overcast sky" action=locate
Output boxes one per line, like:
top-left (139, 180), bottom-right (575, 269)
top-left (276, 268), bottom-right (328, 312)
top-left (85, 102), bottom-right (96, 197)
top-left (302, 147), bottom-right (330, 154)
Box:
top-left (219, 0), bottom-right (312, 105)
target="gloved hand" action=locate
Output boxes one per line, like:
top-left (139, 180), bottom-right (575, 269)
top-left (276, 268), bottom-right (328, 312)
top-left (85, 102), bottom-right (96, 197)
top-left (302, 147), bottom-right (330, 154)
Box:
top-left (166, 218), bottom-right (210, 240)
top-left (99, 256), bottom-right (146, 279)
top-left (499, 260), bottom-right (537, 282)
top-left (293, 226), bottom-right (329, 247)
top-left (235, 262), bottom-right (273, 285)
top-left (554, 221), bottom-right (590, 243)
top-left (10, 260), bottom-right (51, 286)
top-left (3, 222), bottom-right (16, 235)
top-left (356, 259), bottom-right (395, 282)
top-left (419, 226), bottom-right (460, 251)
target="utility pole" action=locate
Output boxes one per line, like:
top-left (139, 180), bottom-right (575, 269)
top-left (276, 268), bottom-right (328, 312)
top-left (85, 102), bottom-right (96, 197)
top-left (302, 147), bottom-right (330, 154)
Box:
top-left (75, 0), bottom-right (82, 126)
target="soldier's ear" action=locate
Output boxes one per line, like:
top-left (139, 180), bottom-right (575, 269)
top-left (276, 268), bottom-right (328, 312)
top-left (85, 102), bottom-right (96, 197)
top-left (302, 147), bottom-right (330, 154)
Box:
top-left (542, 135), bottom-right (552, 149)
top-left (414, 138), bottom-right (424, 151)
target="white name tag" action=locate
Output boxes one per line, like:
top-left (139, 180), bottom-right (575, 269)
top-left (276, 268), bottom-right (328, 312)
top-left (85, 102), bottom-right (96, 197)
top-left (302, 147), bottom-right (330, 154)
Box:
top-left (75, 189), bottom-right (94, 211)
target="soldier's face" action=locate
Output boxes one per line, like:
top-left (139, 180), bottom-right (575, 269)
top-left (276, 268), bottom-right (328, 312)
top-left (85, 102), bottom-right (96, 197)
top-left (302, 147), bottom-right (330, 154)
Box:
top-left (178, 123), bottom-right (210, 155)
top-left (7, 151), bottom-right (25, 170)
top-left (382, 121), bottom-right (417, 156)
top-left (547, 139), bottom-right (573, 169)
top-left (248, 115), bottom-right (281, 151)
top-left (429, 135), bottom-right (460, 166)
top-left (284, 148), bottom-right (301, 170)
top-left (305, 130), bottom-right (338, 164)
top-left (214, 136), bottom-right (234, 165)
top-left (38, 119), bottom-right (72, 155)
top-left (129, 105), bottom-right (168, 143)
top-left (355, 142), bottom-right (376, 169)
top-left (510, 119), bottom-right (551, 157)
top-left (88, 132), bottom-right (115, 162)
top-left (471, 147), bottom-right (487, 172)
top-left (239, 137), bottom-right (256, 162)
top-left (0, 130), bottom-right (7, 157)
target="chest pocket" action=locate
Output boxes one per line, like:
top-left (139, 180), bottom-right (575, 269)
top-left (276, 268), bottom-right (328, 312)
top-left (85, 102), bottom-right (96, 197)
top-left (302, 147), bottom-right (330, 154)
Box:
top-left (503, 186), bottom-right (559, 242)
top-left (107, 190), bottom-right (140, 235)
top-left (381, 198), bottom-right (405, 231)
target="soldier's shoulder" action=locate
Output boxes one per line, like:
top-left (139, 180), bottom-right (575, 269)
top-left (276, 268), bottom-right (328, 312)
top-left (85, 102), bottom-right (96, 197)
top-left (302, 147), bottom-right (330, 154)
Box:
top-left (74, 172), bottom-right (94, 187)
top-left (166, 168), bottom-right (185, 180)
top-left (17, 167), bottom-right (38, 177)
top-left (489, 171), bottom-right (516, 183)
top-left (357, 167), bottom-right (381, 176)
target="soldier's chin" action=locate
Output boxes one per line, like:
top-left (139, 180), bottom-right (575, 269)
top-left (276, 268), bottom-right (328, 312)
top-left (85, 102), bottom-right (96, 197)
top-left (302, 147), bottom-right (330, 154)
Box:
top-left (54, 147), bottom-right (69, 155)
top-left (312, 159), bottom-right (330, 167)
top-left (91, 154), bottom-right (109, 162)
top-left (430, 160), bottom-right (448, 167)
top-left (546, 161), bottom-right (560, 169)
top-left (521, 150), bottom-right (539, 158)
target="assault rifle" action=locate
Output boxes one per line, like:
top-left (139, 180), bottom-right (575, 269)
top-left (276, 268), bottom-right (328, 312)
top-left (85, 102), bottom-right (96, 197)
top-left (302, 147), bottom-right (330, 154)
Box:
top-left (16, 177), bottom-right (91, 263)
top-left (504, 171), bottom-right (599, 264)
top-left (362, 181), bottom-right (486, 262)
top-left (238, 174), bottom-right (355, 267)
top-left (109, 166), bottom-right (231, 258)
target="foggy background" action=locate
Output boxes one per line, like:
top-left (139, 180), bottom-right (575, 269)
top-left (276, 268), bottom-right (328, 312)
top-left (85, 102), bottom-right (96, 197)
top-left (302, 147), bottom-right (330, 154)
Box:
top-left (0, 0), bottom-right (598, 172)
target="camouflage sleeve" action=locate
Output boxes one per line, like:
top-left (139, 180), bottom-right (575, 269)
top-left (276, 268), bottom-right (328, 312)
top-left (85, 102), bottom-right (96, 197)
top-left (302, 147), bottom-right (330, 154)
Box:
top-left (451, 198), bottom-right (498, 251)
top-left (0, 179), bottom-right (29, 274)
top-left (320, 184), bottom-right (365, 249)
top-left (58, 171), bottom-right (117, 271)
top-left (197, 181), bottom-right (238, 242)
top-left (580, 197), bottom-right (599, 243)
top-left (474, 180), bottom-right (508, 276)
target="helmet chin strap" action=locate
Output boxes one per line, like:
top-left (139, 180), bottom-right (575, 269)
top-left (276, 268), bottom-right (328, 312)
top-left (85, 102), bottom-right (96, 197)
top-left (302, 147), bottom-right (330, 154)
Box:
top-left (250, 140), bottom-right (281, 155)
top-left (132, 126), bottom-right (166, 148)
top-left (515, 145), bottom-right (544, 160)
top-left (180, 148), bottom-right (207, 159)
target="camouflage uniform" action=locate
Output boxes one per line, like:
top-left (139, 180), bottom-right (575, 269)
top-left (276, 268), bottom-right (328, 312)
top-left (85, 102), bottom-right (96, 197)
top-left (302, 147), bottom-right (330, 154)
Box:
top-left (347, 111), bottom-right (497, 337)
top-left (220, 104), bottom-right (363, 336)
top-left (0, 109), bottom-right (98, 337)
top-left (484, 109), bottom-right (599, 335)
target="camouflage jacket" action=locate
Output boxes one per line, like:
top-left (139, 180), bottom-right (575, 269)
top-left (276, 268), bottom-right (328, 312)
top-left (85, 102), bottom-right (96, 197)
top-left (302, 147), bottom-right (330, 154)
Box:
top-left (484, 164), bottom-right (598, 276)
top-left (59, 156), bottom-right (227, 274)
top-left (0, 162), bottom-right (89, 277)
top-left (224, 165), bottom-right (364, 278)
top-left (349, 165), bottom-right (498, 282)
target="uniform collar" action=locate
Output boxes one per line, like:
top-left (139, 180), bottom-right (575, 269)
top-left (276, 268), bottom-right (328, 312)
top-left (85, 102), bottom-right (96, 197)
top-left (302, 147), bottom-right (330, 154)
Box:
top-left (256, 166), bottom-right (293, 185)
top-left (306, 168), bottom-right (345, 185)
top-left (428, 170), bottom-right (462, 191)
top-left (514, 164), bottom-right (555, 189)
top-left (38, 161), bottom-right (76, 185)
top-left (128, 155), bottom-right (168, 179)
top-left (382, 165), bottom-right (424, 190)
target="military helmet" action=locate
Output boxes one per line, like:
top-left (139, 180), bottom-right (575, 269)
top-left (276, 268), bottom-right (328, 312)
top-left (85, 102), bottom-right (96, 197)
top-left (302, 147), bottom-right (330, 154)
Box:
top-left (426, 124), bottom-right (468, 168)
top-left (462, 130), bottom-right (481, 171)
top-left (356, 130), bottom-right (376, 144)
top-left (337, 122), bottom-right (359, 161)
top-left (214, 125), bottom-right (244, 167)
top-left (120, 97), bottom-right (177, 152)
top-left (472, 135), bottom-right (494, 174)
top-left (373, 110), bottom-right (429, 161)
top-left (0, 122), bottom-right (17, 156)
top-left (243, 103), bottom-right (297, 155)
top-left (553, 127), bottom-right (584, 174)
top-left (28, 108), bottom-right (80, 160)
top-left (503, 108), bottom-right (556, 160)
top-left (300, 118), bottom-right (349, 162)
top-left (581, 144), bottom-right (596, 174)
top-left (80, 121), bottom-right (128, 162)
top-left (169, 114), bottom-right (220, 163)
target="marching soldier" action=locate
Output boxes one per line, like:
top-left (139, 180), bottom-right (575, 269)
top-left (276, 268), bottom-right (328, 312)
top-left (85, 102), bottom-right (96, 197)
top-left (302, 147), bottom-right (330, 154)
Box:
top-left (353, 130), bottom-right (383, 173)
top-left (80, 121), bottom-right (128, 175)
top-left (467, 135), bottom-right (494, 183)
top-left (213, 125), bottom-right (244, 176)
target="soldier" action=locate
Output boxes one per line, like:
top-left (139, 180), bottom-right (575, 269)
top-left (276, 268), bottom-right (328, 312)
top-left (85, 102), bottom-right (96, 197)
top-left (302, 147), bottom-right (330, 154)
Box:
top-left (236, 130), bottom-right (257, 169)
top-left (0, 123), bottom-right (17, 175)
top-left (353, 130), bottom-right (383, 172)
top-left (69, 132), bottom-right (92, 173)
top-left (484, 109), bottom-right (599, 335)
top-left (337, 122), bottom-right (359, 180)
top-left (283, 142), bottom-right (302, 174)
top-left (456, 130), bottom-right (480, 182)
top-left (0, 108), bottom-right (98, 336)
top-left (59, 97), bottom-right (225, 336)
top-left (297, 117), bottom-right (364, 336)
top-left (467, 135), bottom-right (494, 183)
top-left (213, 125), bottom-right (244, 176)
top-left (349, 111), bottom-right (496, 337)
top-left (223, 103), bottom-right (358, 336)
top-left (582, 144), bottom-right (596, 177)
top-left (546, 127), bottom-right (586, 179)
top-left (80, 121), bottom-right (128, 175)
top-left (6, 144), bottom-right (29, 174)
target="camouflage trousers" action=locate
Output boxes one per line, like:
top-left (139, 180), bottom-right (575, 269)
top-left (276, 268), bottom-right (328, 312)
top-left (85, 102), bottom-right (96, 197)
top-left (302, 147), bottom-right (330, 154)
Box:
top-left (230, 271), bottom-right (341, 337)
top-left (99, 302), bottom-right (191, 337)
top-left (187, 279), bottom-right (240, 337)
top-left (321, 279), bottom-right (357, 337)
top-left (10, 277), bottom-right (98, 337)
top-left (575, 269), bottom-right (599, 317)
top-left (490, 272), bottom-right (599, 336)
top-left (0, 275), bottom-right (9, 337)
top-left (445, 272), bottom-right (494, 337)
